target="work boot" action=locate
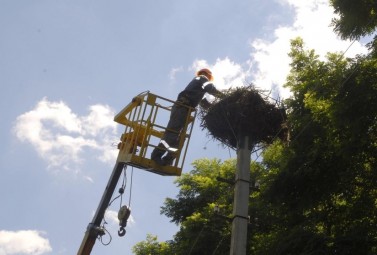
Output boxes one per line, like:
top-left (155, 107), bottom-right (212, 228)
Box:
top-left (152, 157), bottom-right (165, 166)
top-left (162, 153), bottom-right (175, 166)
top-left (151, 143), bottom-right (167, 165)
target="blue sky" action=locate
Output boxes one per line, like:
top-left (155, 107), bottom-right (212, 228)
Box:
top-left (0, 0), bottom-right (370, 254)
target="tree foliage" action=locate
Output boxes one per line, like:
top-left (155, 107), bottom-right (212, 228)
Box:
top-left (263, 38), bottom-right (377, 254)
top-left (132, 234), bottom-right (172, 255)
top-left (330, 0), bottom-right (377, 39)
top-left (161, 159), bottom-right (236, 255)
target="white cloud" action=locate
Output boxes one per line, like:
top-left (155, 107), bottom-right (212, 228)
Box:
top-left (14, 98), bottom-right (119, 173)
top-left (187, 0), bottom-right (368, 101)
top-left (83, 175), bottom-right (94, 183)
top-left (0, 230), bottom-right (52, 255)
top-left (191, 58), bottom-right (250, 90)
top-left (249, 0), bottom-right (368, 99)
top-left (169, 66), bottom-right (183, 81)
top-left (81, 105), bottom-right (118, 136)
top-left (103, 209), bottom-right (135, 227)
top-left (105, 210), bottom-right (120, 225)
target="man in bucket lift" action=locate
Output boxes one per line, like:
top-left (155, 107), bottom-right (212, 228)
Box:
top-left (151, 68), bottom-right (223, 166)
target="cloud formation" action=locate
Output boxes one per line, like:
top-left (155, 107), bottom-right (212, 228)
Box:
top-left (191, 58), bottom-right (250, 90)
top-left (190, 0), bottom-right (368, 100)
top-left (14, 98), bottom-right (118, 173)
top-left (105, 209), bottom-right (135, 227)
top-left (250, 0), bottom-right (367, 99)
top-left (0, 230), bottom-right (52, 255)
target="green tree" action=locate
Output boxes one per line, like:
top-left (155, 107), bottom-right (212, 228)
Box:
top-left (132, 234), bottom-right (172, 255)
top-left (133, 158), bottom-right (271, 254)
top-left (161, 159), bottom-right (235, 255)
top-left (262, 38), bottom-right (377, 254)
top-left (330, 0), bottom-right (377, 39)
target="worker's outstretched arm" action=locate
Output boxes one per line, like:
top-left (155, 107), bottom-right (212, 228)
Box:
top-left (203, 82), bottom-right (225, 99)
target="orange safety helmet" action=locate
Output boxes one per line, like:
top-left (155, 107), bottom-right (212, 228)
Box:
top-left (196, 68), bottom-right (213, 81)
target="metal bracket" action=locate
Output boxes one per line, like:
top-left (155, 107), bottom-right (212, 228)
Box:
top-left (87, 223), bottom-right (105, 237)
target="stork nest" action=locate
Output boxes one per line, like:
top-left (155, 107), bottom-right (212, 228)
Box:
top-left (199, 86), bottom-right (288, 149)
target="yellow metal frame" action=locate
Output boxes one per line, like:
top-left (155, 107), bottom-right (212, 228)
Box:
top-left (114, 91), bottom-right (196, 176)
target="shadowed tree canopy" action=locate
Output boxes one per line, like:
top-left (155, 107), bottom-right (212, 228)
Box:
top-left (262, 37), bottom-right (377, 254)
top-left (330, 0), bottom-right (377, 39)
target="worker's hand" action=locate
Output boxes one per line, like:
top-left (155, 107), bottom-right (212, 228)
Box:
top-left (199, 98), bottom-right (212, 110)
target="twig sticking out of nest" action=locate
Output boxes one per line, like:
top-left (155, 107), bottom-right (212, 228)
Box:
top-left (199, 86), bottom-right (287, 149)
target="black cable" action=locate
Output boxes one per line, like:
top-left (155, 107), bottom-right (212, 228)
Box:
top-left (128, 167), bottom-right (134, 207)
top-left (108, 165), bottom-right (127, 207)
top-left (120, 167), bottom-right (127, 208)
top-left (211, 235), bottom-right (226, 255)
top-left (97, 165), bottom-right (128, 247)
top-left (188, 223), bottom-right (206, 255)
top-left (228, 146), bottom-right (233, 158)
top-left (99, 225), bottom-right (112, 246)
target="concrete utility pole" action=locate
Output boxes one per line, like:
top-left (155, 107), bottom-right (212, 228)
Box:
top-left (230, 136), bottom-right (251, 255)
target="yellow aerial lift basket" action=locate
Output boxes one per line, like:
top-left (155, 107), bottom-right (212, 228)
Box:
top-left (77, 91), bottom-right (196, 255)
top-left (114, 91), bottom-right (196, 176)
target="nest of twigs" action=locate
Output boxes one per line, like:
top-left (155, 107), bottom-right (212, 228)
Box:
top-left (199, 86), bottom-right (288, 149)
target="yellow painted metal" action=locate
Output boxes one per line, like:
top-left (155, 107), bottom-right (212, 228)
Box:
top-left (114, 91), bottom-right (196, 176)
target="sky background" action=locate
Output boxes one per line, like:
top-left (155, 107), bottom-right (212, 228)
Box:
top-left (0, 0), bottom-right (372, 254)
